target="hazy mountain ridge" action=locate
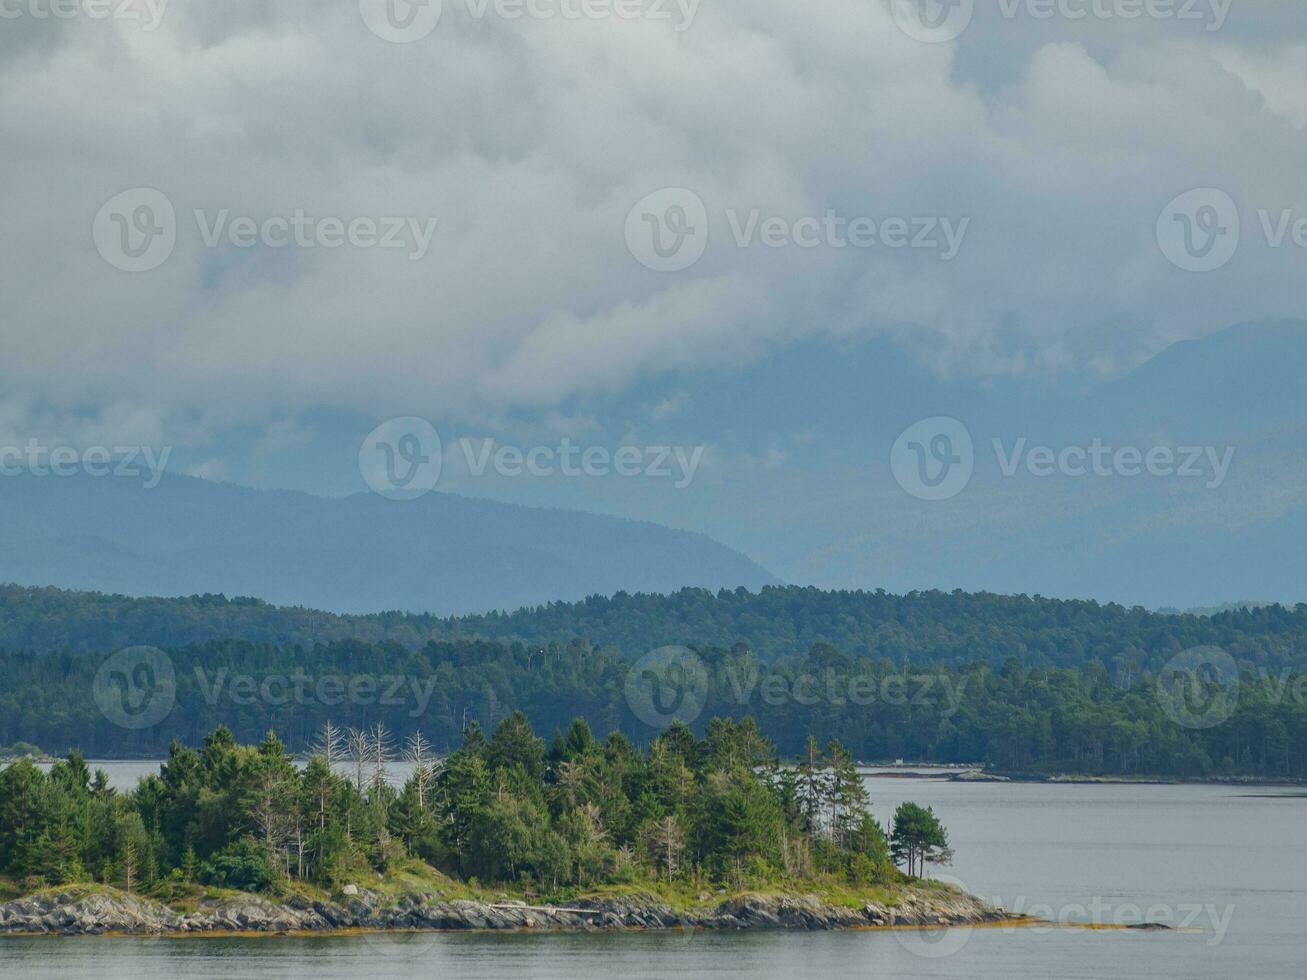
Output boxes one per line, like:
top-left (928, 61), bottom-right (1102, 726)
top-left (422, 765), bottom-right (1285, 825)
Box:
top-left (0, 476), bottom-right (777, 616)
top-left (1, 320), bottom-right (1303, 612)
top-left (702, 319), bottom-right (1307, 608)
top-left (423, 319), bottom-right (1307, 609)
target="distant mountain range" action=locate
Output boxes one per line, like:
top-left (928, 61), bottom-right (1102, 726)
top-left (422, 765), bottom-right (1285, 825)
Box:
top-left (0, 319), bottom-right (1302, 612)
top-left (0, 476), bottom-right (776, 615)
top-left (525, 317), bottom-right (1307, 610)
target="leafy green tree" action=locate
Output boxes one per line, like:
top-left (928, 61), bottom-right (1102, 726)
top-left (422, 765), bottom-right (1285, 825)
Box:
top-left (890, 803), bottom-right (950, 878)
top-left (0, 720), bottom-right (956, 898)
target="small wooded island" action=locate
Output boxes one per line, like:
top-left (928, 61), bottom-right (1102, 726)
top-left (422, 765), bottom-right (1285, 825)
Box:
top-left (0, 716), bottom-right (1015, 935)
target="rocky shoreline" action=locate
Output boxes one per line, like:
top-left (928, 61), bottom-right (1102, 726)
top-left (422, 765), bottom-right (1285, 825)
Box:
top-left (0, 885), bottom-right (1020, 937)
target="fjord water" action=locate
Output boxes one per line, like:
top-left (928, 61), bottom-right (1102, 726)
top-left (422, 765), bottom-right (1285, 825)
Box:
top-left (2, 774), bottom-right (1303, 980)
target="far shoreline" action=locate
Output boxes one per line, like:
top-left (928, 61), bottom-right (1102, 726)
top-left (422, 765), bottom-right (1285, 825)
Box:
top-left (16, 756), bottom-right (1307, 789)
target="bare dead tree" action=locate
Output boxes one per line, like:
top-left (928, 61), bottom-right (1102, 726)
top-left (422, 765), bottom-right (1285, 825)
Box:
top-left (404, 730), bottom-right (433, 809)
top-left (369, 722), bottom-right (395, 792)
top-left (577, 802), bottom-right (609, 847)
top-left (249, 767), bottom-right (293, 874)
top-left (347, 727), bottom-right (370, 791)
top-left (292, 812), bottom-right (306, 879)
top-left (644, 814), bottom-right (685, 881)
top-left (120, 839), bottom-right (137, 894)
top-left (311, 720), bottom-right (346, 770)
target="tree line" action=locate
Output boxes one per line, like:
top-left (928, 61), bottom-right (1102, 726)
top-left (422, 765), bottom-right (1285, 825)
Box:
top-left (4, 582), bottom-right (1306, 674)
top-left (0, 717), bottom-right (950, 898)
top-left (0, 637), bottom-right (1303, 778)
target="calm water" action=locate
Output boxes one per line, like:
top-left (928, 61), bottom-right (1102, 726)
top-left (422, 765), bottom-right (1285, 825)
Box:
top-left (3, 767), bottom-right (1303, 979)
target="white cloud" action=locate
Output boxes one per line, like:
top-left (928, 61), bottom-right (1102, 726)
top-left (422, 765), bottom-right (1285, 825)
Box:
top-left (1, 0), bottom-right (1305, 448)
top-left (185, 459), bottom-right (228, 481)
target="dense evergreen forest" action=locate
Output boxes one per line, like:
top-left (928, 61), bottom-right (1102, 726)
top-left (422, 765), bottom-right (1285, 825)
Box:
top-left (0, 717), bottom-right (950, 899)
top-left (4, 582), bottom-right (1307, 674)
top-left (1, 636), bottom-right (1302, 778)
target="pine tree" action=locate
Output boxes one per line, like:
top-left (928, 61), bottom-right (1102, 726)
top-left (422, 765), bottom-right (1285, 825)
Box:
top-left (890, 802), bottom-right (950, 878)
top-left (181, 845), bottom-right (198, 884)
top-left (827, 740), bottom-right (870, 849)
top-left (120, 839), bottom-right (137, 894)
top-left (796, 736), bottom-right (828, 838)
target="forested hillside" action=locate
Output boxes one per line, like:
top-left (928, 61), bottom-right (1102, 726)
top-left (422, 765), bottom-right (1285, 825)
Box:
top-left (4, 582), bottom-right (1307, 675)
top-left (2, 637), bottom-right (1302, 779)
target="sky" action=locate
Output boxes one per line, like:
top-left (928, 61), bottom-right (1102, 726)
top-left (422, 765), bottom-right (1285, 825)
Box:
top-left (1, 1), bottom-right (1305, 587)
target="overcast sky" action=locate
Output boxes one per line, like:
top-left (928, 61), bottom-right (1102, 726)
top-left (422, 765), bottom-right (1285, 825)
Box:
top-left (2, 0), bottom-right (1305, 461)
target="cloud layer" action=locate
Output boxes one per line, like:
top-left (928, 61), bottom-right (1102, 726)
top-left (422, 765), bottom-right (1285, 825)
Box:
top-left (2, 0), bottom-right (1305, 448)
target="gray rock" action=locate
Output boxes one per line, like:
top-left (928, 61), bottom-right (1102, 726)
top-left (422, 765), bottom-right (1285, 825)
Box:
top-left (0, 884), bottom-right (1022, 937)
